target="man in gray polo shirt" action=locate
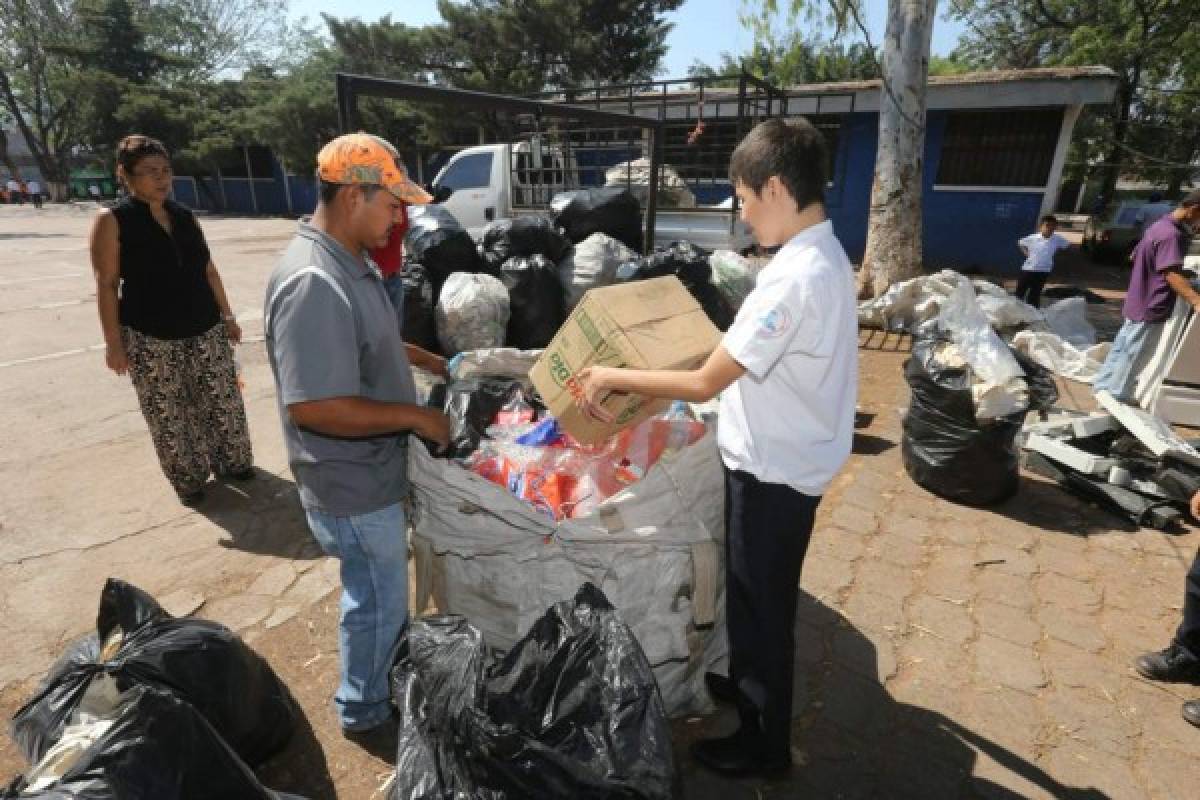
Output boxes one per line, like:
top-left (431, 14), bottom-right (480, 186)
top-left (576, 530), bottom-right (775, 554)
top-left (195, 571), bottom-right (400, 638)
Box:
top-left (264, 133), bottom-right (448, 739)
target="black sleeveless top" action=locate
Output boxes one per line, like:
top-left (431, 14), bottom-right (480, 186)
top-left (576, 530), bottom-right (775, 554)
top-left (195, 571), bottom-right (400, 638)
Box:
top-left (112, 196), bottom-right (220, 339)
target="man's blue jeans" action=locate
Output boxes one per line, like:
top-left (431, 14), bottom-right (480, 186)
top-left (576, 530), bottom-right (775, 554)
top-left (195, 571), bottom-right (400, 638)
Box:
top-left (305, 502), bottom-right (409, 731)
top-left (1092, 319), bottom-right (1162, 402)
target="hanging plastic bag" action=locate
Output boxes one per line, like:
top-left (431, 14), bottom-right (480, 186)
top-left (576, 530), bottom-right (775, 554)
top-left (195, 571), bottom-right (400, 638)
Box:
top-left (405, 205), bottom-right (486, 286)
top-left (436, 272), bottom-right (510, 355)
top-left (498, 254), bottom-right (566, 350)
top-left (480, 216), bottom-right (572, 269)
top-left (11, 579), bottom-right (298, 770)
top-left (901, 336), bottom-right (1025, 506)
top-left (557, 233), bottom-right (638, 311)
top-left (389, 584), bottom-right (676, 800)
top-left (550, 187), bottom-right (644, 254)
top-left (3, 685), bottom-right (306, 800)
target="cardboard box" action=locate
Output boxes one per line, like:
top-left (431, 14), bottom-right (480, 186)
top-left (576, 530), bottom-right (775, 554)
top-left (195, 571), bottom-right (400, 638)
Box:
top-left (530, 276), bottom-right (721, 444)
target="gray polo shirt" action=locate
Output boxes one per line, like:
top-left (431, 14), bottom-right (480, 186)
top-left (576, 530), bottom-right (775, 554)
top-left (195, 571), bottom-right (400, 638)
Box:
top-left (264, 222), bottom-right (417, 516)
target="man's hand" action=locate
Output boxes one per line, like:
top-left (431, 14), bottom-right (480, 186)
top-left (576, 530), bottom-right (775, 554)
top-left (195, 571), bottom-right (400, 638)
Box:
top-left (415, 408), bottom-right (451, 449)
top-left (105, 344), bottom-right (129, 376)
top-left (575, 366), bottom-right (617, 423)
top-left (1190, 490), bottom-right (1200, 522)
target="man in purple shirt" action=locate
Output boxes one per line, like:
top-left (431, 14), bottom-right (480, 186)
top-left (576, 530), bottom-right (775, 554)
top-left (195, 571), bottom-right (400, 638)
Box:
top-left (1093, 190), bottom-right (1200, 401)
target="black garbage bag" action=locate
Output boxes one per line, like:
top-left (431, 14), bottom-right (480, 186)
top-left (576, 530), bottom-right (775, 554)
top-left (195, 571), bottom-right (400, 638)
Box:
top-left (499, 255), bottom-right (566, 350)
top-left (390, 583), bottom-right (677, 800)
top-left (481, 216), bottom-right (572, 269)
top-left (399, 262), bottom-right (439, 354)
top-left (901, 336), bottom-right (1024, 506)
top-left (550, 188), bottom-right (643, 254)
top-left (3, 686), bottom-right (305, 800)
top-left (11, 579), bottom-right (298, 769)
top-left (441, 377), bottom-right (530, 459)
top-left (618, 241), bottom-right (734, 330)
top-left (405, 205), bottom-right (486, 287)
top-left (1011, 348), bottom-right (1059, 412)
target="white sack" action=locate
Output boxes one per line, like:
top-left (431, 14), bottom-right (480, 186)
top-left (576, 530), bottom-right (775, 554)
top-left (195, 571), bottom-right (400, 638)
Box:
top-left (557, 233), bottom-right (637, 311)
top-left (436, 272), bottom-right (510, 354)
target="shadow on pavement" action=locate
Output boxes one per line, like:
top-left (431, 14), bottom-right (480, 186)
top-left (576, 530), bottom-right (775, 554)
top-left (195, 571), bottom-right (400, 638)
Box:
top-left (255, 702), bottom-right (337, 800)
top-left (673, 591), bottom-right (1109, 799)
top-left (194, 468), bottom-right (322, 560)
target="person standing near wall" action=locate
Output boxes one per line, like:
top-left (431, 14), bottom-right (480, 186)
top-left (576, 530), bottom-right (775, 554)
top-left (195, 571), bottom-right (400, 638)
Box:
top-left (90, 134), bottom-right (254, 505)
top-left (1014, 214), bottom-right (1069, 308)
top-left (1093, 190), bottom-right (1200, 402)
top-left (26, 178), bottom-right (43, 208)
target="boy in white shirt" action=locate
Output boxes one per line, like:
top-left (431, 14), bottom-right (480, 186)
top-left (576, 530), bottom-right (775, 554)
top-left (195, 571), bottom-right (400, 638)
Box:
top-left (1015, 214), bottom-right (1069, 308)
top-left (577, 118), bottom-right (858, 777)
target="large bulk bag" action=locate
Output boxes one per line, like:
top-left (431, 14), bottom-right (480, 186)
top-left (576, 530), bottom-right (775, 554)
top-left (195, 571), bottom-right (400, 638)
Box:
top-left (407, 353), bottom-right (725, 717)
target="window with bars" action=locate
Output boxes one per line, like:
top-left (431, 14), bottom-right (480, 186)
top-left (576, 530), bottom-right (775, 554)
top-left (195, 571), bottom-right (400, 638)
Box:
top-left (935, 109), bottom-right (1063, 187)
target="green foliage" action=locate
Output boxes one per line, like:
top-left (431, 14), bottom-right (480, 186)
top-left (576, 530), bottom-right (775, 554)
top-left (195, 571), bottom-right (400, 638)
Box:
top-left (946, 0), bottom-right (1200, 197)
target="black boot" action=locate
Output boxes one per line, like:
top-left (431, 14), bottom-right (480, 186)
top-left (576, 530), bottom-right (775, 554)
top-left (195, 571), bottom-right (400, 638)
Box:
top-left (1134, 643), bottom-right (1200, 684)
top-left (690, 726), bottom-right (791, 777)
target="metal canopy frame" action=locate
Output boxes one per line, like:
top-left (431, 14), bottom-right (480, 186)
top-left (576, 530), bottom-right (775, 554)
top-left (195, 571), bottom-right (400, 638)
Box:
top-left (335, 73), bottom-right (666, 250)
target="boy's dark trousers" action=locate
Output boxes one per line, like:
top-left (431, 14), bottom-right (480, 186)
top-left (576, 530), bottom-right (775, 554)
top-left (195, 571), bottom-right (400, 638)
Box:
top-left (1014, 271), bottom-right (1049, 308)
top-left (1174, 548), bottom-right (1200, 657)
top-left (724, 467), bottom-right (820, 760)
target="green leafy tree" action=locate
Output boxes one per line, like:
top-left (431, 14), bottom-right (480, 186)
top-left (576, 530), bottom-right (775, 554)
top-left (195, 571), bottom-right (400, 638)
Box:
top-left (946, 0), bottom-right (1200, 203)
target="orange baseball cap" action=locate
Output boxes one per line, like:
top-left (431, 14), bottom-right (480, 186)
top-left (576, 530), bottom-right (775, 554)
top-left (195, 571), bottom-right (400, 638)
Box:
top-left (316, 132), bottom-right (432, 205)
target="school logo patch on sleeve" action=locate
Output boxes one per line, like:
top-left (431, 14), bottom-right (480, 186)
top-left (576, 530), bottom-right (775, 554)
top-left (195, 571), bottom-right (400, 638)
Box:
top-left (757, 305), bottom-right (792, 339)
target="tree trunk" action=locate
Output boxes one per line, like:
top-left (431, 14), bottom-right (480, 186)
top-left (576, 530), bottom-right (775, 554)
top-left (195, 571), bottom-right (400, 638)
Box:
top-left (857, 0), bottom-right (937, 300)
top-left (0, 67), bottom-right (55, 184)
top-left (1097, 67), bottom-right (1139, 212)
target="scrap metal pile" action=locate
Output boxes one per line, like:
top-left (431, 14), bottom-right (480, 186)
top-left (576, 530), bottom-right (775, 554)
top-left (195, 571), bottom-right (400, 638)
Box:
top-left (1020, 391), bottom-right (1200, 530)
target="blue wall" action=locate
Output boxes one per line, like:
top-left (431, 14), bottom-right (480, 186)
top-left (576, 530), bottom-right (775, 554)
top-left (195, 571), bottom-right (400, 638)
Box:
top-left (171, 153), bottom-right (318, 216)
top-left (825, 110), bottom-right (1045, 274)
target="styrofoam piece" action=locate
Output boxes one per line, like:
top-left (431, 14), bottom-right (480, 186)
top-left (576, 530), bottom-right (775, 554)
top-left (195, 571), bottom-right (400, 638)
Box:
top-left (1022, 412), bottom-right (1118, 440)
top-left (1096, 391), bottom-right (1200, 467)
top-left (1025, 433), bottom-right (1117, 476)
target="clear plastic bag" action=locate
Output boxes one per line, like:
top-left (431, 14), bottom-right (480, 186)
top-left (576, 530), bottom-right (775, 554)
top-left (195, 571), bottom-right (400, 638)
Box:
top-left (435, 272), bottom-right (510, 355)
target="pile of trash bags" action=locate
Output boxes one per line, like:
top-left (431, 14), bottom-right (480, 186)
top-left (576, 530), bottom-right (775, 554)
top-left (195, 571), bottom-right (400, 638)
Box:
top-left (902, 285), bottom-right (1058, 506)
top-left (859, 269), bottom-right (1111, 384)
top-left (4, 579), bottom-right (301, 799)
top-left (390, 584), bottom-right (676, 800)
top-left (402, 199), bottom-right (759, 357)
top-left (429, 364), bottom-right (707, 521)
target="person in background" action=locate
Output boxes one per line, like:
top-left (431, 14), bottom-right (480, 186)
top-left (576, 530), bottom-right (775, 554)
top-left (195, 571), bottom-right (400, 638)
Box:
top-left (364, 142), bottom-right (446, 377)
top-left (1014, 215), bottom-right (1069, 309)
top-left (1135, 490), bottom-right (1200, 728)
top-left (90, 134), bottom-right (254, 506)
top-left (577, 117), bottom-right (858, 777)
top-left (27, 178), bottom-right (43, 209)
top-left (88, 183), bottom-right (102, 201)
top-left (7, 176), bottom-right (22, 204)
top-left (263, 132), bottom-right (450, 748)
top-left (1093, 190), bottom-right (1200, 402)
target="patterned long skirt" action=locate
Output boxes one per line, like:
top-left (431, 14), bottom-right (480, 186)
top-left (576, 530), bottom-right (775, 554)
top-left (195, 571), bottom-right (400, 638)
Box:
top-left (123, 323), bottom-right (253, 497)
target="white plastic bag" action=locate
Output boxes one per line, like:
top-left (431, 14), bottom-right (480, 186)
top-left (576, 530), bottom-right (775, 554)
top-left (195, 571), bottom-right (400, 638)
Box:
top-left (556, 233), bottom-right (636, 311)
top-left (937, 282), bottom-right (1025, 389)
top-left (436, 272), bottom-right (510, 355)
top-left (709, 250), bottom-right (757, 312)
top-left (1012, 330), bottom-right (1110, 384)
top-left (1040, 296), bottom-right (1097, 349)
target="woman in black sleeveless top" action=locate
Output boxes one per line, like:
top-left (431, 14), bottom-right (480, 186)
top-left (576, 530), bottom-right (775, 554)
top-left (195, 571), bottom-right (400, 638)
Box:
top-left (90, 135), bottom-right (254, 505)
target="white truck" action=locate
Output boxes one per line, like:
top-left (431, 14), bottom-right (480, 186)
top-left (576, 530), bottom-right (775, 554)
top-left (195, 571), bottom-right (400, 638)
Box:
top-left (428, 138), bottom-right (755, 253)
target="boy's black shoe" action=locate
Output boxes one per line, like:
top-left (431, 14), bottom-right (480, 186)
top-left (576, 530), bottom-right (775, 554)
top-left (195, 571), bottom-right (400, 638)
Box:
top-left (704, 671), bottom-right (738, 705)
top-left (342, 716), bottom-right (399, 760)
top-left (1134, 644), bottom-right (1200, 684)
top-left (690, 729), bottom-right (791, 777)
top-left (1183, 701), bottom-right (1200, 728)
